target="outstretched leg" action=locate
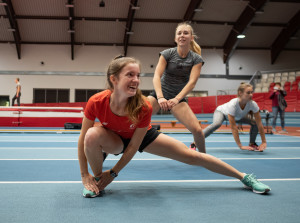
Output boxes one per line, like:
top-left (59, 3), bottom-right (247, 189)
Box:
top-left (144, 133), bottom-right (271, 193)
top-left (203, 110), bottom-right (225, 138)
top-left (144, 134), bottom-right (243, 179)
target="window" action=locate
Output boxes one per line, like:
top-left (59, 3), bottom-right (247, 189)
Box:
top-left (75, 89), bottom-right (102, 102)
top-left (0, 95), bottom-right (10, 106)
top-left (33, 89), bottom-right (70, 103)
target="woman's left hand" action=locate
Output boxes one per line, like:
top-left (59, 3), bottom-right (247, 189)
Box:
top-left (168, 98), bottom-right (179, 109)
top-left (97, 170), bottom-right (115, 191)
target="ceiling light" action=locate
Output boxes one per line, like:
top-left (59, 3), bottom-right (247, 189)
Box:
top-left (237, 34), bottom-right (245, 39)
top-left (8, 28), bottom-right (16, 32)
top-left (255, 9), bottom-right (264, 15)
top-left (194, 8), bottom-right (203, 12)
top-left (67, 29), bottom-right (75, 33)
top-left (126, 31), bottom-right (134, 35)
top-left (65, 3), bottom-right (74, 8)
top-left (131, 6), bottom-right (140, 10)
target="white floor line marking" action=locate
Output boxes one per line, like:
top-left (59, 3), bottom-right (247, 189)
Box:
top-left (0, 178), bottom-right (299, 184)
top-left (2, 139), bottom-right (300, 143)
top-left (0, 147), bottom-right (76, 150)
top-left (1, 147), bottom-right (300, 150)
top-left (0, 140), bottom-right (77, 142)
top-left (1, 158), bottom-right (300, 161)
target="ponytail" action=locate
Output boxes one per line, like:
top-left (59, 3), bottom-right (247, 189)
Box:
top-left (190, 40), bottom-right (201, 55)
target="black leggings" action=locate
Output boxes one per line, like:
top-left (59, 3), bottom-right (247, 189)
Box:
top-left (12, 93), bottom-right (21, 106)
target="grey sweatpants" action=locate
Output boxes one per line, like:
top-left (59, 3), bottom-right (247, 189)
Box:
top-left (203, 110), bottom-right (258, 144)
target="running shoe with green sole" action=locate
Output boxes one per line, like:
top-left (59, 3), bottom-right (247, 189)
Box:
top-left (82, 177), bottom-right (105, 198)
top-left (241, 173), bottom-right (271, 194)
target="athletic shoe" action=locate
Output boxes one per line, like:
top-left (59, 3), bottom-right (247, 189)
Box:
top-left (241, 173), bottom-right (271, 194)
top-left (189, 143), bottom-right (196, 151)
top-left (83, 177), bottom-right (105, 198)
top-left (249, 143), bottom-right (262, 152)
top-left (279, 129), bottom-right (288, 134)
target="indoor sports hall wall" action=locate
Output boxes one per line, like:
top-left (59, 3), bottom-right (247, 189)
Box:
top-left (189, 92), bottom-right (300, 113)
top-left (1, 44), bottom-right (300, 103)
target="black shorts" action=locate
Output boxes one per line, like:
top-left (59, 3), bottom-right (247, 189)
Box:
top-left (115, 127), bottom-right (161, 155)
top-left (149, 91), bottom-right (187, 103)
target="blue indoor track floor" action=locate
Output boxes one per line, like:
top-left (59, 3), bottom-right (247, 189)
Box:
top-left (1, 132), bottom-right (300, 223)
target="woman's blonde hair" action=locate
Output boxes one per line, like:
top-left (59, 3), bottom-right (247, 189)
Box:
top-left (237, 82), bottom-right (253, 97)
top-left (238, 82), bottom-right (255, 120)
top-left (107, 56), bottom-right (149, 124)
top-left (175, 22), bottom-right (201, 55)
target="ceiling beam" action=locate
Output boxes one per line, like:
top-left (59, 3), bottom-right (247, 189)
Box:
top-left (223, 0), bottom-right (268, 64)
top-left (1, 41), bottom-right (286, 50)
top-left (269, 0), bottom-right (300, 2)
top-left (271, 11), bottom-right (300, 64)
top-left (0, 14), bottom-right (287, 27)
top-left (183, 0), bottom-right (203, 21)
top-left (3, 0), bottom-right (22, 59)
top-left (68, 0), bottom-right (75, 60)
top-left (123, 0), bottom-right (138, 56)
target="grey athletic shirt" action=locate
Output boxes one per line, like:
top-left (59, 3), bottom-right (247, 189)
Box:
top-left (160, 47), bottom-right (204, 99)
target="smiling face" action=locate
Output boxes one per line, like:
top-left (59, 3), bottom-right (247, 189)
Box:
top-left (175, 24), bottom-right (194, 47)
top-left (239, 86), bottom-right (253, 102)
top-left (110, 63), bottom-right (140, 97)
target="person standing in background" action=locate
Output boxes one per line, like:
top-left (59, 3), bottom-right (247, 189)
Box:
top-left (148, 22), bottom-right (205, 153)
top-left (11, 78), bottom-right (21, 106)
top-left (269, 82), bottom-right (287, 133)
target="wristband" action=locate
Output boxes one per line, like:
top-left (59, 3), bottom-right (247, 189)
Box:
top-left (110, 169), bottom-right (118, 178)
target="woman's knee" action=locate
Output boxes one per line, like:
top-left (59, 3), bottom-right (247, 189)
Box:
top-left (147, 96), bottom-right (160, 114)
top-left (185, 151), bottom-right (207, 166)
top-left (191, 125), bottom-right (204, 136)
top-left (84, 127), bottom-right (104, 150)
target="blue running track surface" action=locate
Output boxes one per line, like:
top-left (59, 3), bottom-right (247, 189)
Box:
top-left (0, 131), bottom-right (300, 223)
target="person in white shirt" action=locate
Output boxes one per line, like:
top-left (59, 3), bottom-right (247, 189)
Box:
top-left (190, 82), bottom-right (267, 152)
top-left (12, 78), bottom-right (21, 106)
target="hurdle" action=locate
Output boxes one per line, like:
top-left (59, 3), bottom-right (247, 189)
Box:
top-left (0, 106), bottom-right (84, 127)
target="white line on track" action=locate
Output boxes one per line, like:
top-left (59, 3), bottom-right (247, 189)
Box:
top-left (0, 178), bottom-right (300, 184)
top-left (0, 140), bottom-right (77, 142)
top-left (1, 139), bottom-right (300, 143)
top-left (1, 158), bottom-right (300, 161)
top-left (0, 147), bottom-right (76, 150)
top-left (1, 147), bottom-right (300, 150)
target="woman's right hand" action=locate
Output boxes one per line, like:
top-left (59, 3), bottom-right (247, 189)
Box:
top-left (158, 97), bottom-right (169, 111)
top-left (240, 146), bottom-right (254, 151)
top-left (82, 173), bottom-right (100, 194)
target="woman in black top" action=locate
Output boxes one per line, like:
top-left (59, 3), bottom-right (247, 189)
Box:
top-left (148, 22), bottom-right (206, 152)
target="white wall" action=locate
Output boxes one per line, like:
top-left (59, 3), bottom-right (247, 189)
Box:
top-left (0, 44), bottom-right (299, 103)
top-left (229, 50), bottom-right (300, 75)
